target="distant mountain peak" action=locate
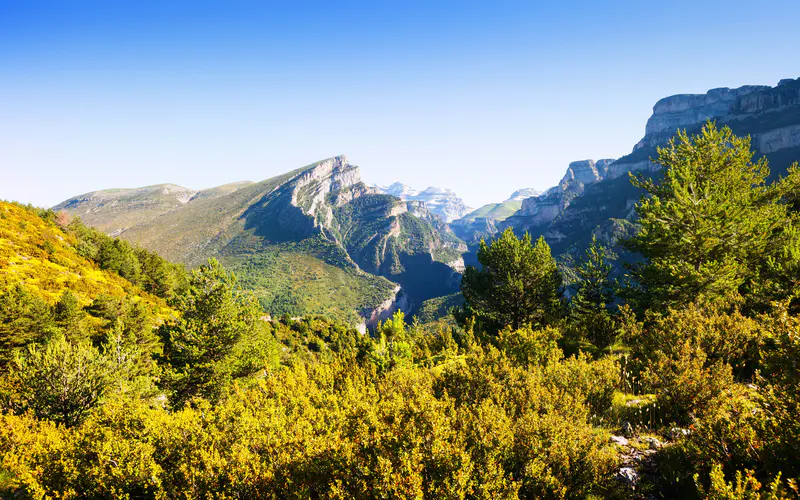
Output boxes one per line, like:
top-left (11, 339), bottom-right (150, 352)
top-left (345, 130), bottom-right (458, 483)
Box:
top-left (372, 182), bottom-right (470, 222)
top-left (506, 188), bottom-right (541, 202)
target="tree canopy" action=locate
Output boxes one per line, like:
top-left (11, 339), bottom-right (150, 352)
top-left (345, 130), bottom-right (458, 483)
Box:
top-left (461, 228), bottom-right (562, 331)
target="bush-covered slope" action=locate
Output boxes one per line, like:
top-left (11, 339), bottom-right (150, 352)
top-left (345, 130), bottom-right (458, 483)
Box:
top-left (223, 238), bottom-right (397, 324)
top-left (0, 201), bottom-right (174, 309)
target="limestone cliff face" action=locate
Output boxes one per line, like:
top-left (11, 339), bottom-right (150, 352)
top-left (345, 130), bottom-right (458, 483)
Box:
top-left (517, 193), bottom-right (563, 225)
top-left (558, 159), bottom-right (616, 194)
top-left (642, 86), bottom-right (769, 138)
top-left (291, 155), bottom-right (365, 227)
top-left (611, 78), bottom-right (800, 180)
top-left (505, 158), bottom-right (617, 230)
top-left (364, 286), bottom-right (412, 328)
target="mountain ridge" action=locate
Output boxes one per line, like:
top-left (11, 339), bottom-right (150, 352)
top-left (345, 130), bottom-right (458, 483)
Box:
top-left (55, 156), bottom-right (466, 326)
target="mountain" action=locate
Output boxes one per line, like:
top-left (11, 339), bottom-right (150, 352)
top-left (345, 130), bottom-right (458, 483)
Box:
top-left (503, 159), bottom-right (616, 232)
top-left (506, 188), bottom-right (541, 201)
top-left (451, 189), bottom-right (542, 243)
top-left (373, 183), bottom-right (471, 222)
top-left (502, 77), bottom-right (800, 258)
top-left (54, 182), bottom-right (254, 237)
top-left (55, 156), bottom-right (466, 326)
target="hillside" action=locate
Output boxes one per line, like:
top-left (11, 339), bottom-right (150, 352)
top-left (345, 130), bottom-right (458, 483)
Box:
top-left (56, 157), bottom-right (466, 325)
top-left (0, 201), bottom-right (171, 310)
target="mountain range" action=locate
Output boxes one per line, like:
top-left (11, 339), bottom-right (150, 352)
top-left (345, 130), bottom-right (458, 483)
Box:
top-left (372, 182), bottom-right (472, 222)
top-left (54, 77), bottom-right (800, 325)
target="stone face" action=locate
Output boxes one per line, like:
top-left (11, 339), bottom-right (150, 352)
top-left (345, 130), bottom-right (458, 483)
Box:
top-left (644, 85), bottom-right (769, 137)
top-left (502, 77), bottom-right (800, 265)
top-left (610, 435), bottom-right (629, 446)
top-left (562, 160), bottom-right (601, 187)
top-left (756, 124), bottom-right (800, 154)
top-left (518, 193), bottom-right (563, 223)
top-left (617, 467), bottom-right (639, 488)
top-left (291, 155), bottom-right (363, 222)
top-left (501, 157), bottom-right (615, 233)
top-left (595, 159), bottom-right (616, 177)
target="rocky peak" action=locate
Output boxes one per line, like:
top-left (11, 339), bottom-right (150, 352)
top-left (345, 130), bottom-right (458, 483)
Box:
top-left (559, 160), bottom-right (601, 189)
top-left (504, 157), bottom-right (615, 229)
top-left (378, 182), bottom-right (419, 199)
top-left (557, 158), bottom-right (615, 194)
top-left (373, 182), bottom-right (471, 222)
top-left (506, 188), bottom-right (541, 201)
top-left (291, 155), bottom-right (364, 222)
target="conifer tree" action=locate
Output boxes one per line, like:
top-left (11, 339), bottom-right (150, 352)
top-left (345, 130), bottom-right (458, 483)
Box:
top-left (570, 236), bottom-right (617, 349)
top-left (159, 258), bottom-right (259, 405)
top-left (461, 228), bottom-right (562, 331)
top-left (10, 334), bottom-right (111, 427)
top-left (624, 121), bottom-right (797, 311)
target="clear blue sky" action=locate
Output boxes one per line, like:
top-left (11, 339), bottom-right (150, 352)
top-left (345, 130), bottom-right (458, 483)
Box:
top-left (1, 0), bottom-right (799, 208)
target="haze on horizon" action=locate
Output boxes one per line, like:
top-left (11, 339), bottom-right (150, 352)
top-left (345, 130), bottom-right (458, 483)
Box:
top-left (1, 0), bottom-right (799, 209)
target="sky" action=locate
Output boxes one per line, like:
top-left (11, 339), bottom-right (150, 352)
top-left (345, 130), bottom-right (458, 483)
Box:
top-left (1, 1), bottom-right (799, 209)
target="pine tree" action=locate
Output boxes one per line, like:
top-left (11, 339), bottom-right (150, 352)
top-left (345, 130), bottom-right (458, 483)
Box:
top-left (0, 285), bottom-right (57, 369)
top-left (159, 258), bottom-right (259, 405)
top-left (624, 121), bottom-right (796, 311)
top-left (461, 228), bottom-right (562, 331)
top-left (10, 334), bottom-right (111, 427)
top-left (570, 236), bottom-right (617, 349)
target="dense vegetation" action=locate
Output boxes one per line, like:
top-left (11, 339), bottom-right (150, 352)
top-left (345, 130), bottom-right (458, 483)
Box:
top-left (223, 237), bottom-right (397, 324)
top-left (1, 123), bottom-right (800, 498)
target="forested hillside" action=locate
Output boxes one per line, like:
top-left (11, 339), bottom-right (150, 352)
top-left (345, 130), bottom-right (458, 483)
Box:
top-left (2, 124), bottom-right (800, 498)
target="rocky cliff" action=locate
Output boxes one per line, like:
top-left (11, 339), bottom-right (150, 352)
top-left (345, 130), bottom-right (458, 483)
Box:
top-left (612, 78), bottom-right (800, 180)
top-left (503, 158), bottom-right (616, 231)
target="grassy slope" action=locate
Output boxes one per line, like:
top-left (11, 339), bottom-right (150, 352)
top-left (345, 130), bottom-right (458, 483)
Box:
top-left (52, 184), bottom-right (199, 235)
top-left (117, 169), bottom-right (305, 265)
top-left (0, 201), bottom-right (170, 313)
top-left (458, 200), bottom-right (522, 223)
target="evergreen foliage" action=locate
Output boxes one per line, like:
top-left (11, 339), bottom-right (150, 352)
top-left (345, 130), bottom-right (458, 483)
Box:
top-left (461, 228), bottom-right (563, 331)
top-left (568, 236), bottom-right (618, 349)
top-left (624, 121), bottom-right (800, 312)
top-left (158, 258), bottom-right (261, 406)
